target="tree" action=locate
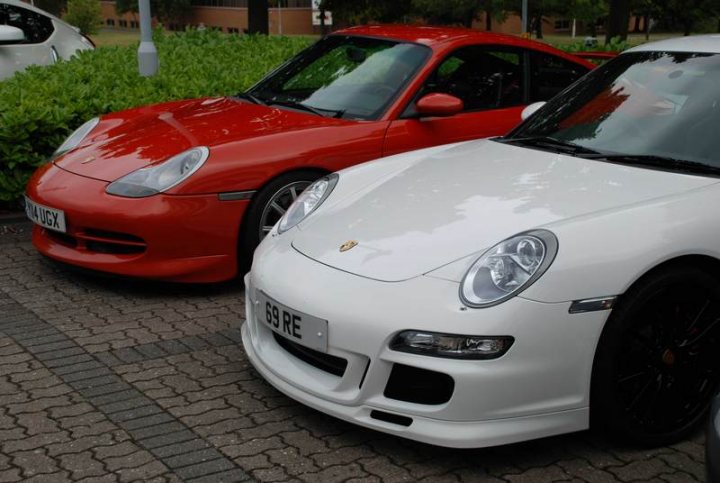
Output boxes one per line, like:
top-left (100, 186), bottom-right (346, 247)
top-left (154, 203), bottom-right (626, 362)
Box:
top-left (319, 0), bottom-right (411, 26)
top-left (248, 0), bottom-right (269, 34)
top-left (115, 0), bottom-right (191, 25)
top-left (411, 0), bottom-right (479, 27)
top-left (568, 0), bottom-right (607, 36)
top-left (665, 0), bottom-right (720, 36)
top-left (64, 0), bottom-right (102, 34)
top-left (481, 0), bottom-right (510, 31)
top-left (35, 0), bottom-right (66, 16)
top-left (605, 0), bottom-right (630, 42)
top-left (506, 0), bottom-right (569, 39)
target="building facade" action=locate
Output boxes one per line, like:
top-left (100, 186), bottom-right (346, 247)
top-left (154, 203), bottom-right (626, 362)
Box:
top-left (99, 2), bottom-right (645, 38)
top-left (100, 0), bottom-right (316, 35)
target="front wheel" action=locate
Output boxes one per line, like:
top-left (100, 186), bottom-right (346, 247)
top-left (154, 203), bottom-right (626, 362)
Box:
top-left (238, 171), bottom-right (319, 272)
top-left (591, 265), bottom-right (720, 446)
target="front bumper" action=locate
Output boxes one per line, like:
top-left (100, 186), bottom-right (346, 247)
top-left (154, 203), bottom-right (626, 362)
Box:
top-left (26, 163), bottom-right (249, 283)
top-left (242, 232), bottom-right (612, 448)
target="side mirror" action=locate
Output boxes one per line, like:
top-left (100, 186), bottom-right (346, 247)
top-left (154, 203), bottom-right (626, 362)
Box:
top-left (0, 25), bottom-right (25, 45)
top-left (521, 101), bottom-right (546, 121)
top-left (415, 93), bottom-right (464, 118)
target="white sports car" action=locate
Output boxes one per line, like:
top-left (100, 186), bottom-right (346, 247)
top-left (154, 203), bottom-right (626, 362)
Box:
top-left (0, 0), bottom-right (94, 80)
top-left (242, 35), bottom-right (720, 448)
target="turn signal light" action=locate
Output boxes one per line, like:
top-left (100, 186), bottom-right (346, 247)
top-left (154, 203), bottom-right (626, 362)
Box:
top-left (390, 330), bottom-right (514, 360)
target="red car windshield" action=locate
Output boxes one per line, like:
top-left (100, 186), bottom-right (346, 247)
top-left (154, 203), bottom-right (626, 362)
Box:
top-left (247, 35), bottom-right (431, 120)
top-left (507, 52), bottom-right (720, 174)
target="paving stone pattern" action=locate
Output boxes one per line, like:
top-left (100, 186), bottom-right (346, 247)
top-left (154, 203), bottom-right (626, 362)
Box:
top-left (0, 222), bottom-right (709, 482)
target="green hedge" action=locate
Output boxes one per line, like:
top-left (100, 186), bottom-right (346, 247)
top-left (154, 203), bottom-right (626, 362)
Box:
top-left (0, 30), bottom-right (313, 204)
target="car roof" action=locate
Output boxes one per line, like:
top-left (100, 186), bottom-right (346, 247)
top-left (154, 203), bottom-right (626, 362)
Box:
top-left (333, 24), bottom-right (569, 52)
top-left (627, 34), bottom-right (720, 54)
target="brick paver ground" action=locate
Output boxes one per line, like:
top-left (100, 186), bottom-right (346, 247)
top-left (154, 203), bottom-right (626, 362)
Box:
top-left (0, 221), bottom-right (708, 482)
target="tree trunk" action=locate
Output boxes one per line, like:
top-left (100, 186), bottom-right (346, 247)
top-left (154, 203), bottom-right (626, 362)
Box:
top-left (684, 18), bottom-right (693, 36)
top-left (464, 13), bottom-right (473, 28)
top-left (605, 0), bottom-right (630, 44)
top-left (645, 14), bottom-right (650, 41)
top-left (485, 9), bottom-right (492, 31)
top-left (248, 0), bottom-right (269, 35)
top-left (534, 15), bottom-right (543, 39)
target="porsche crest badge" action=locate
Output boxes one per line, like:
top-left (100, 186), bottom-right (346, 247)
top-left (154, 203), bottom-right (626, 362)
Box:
top-left (339, 240), bottom-right (358, 252)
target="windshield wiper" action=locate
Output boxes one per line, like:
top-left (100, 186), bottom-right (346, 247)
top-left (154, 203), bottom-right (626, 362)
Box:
top-left (582, 154), bottom-right (720, 176)
top-left (234, 92), bottom-right (266, 105)
top-left (498, 136), bottom-right (603, 156)
top-left (269, 100), bottom-right (345, 118)
top-left (269, 100), bottom-right (326, 117)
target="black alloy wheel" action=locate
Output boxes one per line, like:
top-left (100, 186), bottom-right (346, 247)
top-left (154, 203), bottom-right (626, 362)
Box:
top-left (592, 264), bottom-right (720, 446)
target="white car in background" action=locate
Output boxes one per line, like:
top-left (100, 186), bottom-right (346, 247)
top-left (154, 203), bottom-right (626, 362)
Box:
top-left (243, 35), bottom-right (720, 448)
top-left (0, 0), bottom-right (93, 80)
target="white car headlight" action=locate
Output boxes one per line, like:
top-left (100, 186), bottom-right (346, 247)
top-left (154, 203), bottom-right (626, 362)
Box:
top-left (106, 146), bottom-right (209, 198)
top-left (278, 174), bottom-right (338, 233)
top-left (54, 117), bottom-right (100, 157)
top-left (460, 230), bottom-right (558, 308)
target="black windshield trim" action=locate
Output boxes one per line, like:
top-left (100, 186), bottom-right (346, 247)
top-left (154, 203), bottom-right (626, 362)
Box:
top-left (583, 154), bottom-right (720, 177)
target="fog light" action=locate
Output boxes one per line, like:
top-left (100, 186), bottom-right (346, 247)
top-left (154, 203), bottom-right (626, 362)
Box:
top-left (390, 330), bottom-right (514, 360)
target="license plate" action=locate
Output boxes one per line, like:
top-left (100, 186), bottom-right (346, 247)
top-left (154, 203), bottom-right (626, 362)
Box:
top-left (256, 291), bottom-right (328, 352)
top-left (24, 197), bottom-right (66, 233)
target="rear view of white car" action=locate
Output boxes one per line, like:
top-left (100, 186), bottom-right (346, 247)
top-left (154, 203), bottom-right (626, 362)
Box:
top-left (0, 0), bottom-right (93, 80)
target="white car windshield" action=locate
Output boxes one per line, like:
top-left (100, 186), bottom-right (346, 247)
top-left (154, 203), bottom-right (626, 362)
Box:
top-left (245, 35), bottom-right (430, 120)
top-left (506, 52), bottom-right (720, 175)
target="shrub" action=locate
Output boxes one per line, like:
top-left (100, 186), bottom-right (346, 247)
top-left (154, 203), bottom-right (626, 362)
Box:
top-left (554, 36), bottom-right (631, 54)
top-left (0, 30), bottom-right (313, 203)
top-left (64, 0), bottom-right (103, 35)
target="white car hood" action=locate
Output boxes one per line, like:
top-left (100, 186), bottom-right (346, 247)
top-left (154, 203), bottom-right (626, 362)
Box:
top-left (292, 139), bottom-right (715, 282)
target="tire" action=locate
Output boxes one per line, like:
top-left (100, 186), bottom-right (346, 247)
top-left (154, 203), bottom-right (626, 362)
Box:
top-left (591, 264), bottom-right (720, 446)
top-left (237, 170), bottom-right (322, 273)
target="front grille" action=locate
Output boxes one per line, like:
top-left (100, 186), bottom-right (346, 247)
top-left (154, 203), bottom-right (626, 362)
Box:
top-left (45, 227), bottom-right (147, 255)
top-left (46, 230), bottom-right (78, 248)
top-left (273, 332), bottom-right (348, 377)
top-left (384, 363), bottom-right (454, 405)
top-left (83, 229), bottom-right (145, 244)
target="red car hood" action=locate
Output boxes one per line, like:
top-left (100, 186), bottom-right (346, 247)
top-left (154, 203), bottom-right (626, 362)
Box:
top-left (55, 97), bottom-right (347, 182)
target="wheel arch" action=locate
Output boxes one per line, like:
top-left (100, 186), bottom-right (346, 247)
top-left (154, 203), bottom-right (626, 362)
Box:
top-left (240, 165), bottom-right (331, 227)
top-left (618, 254), bottom-right (720, 302)
top-left (589, 253), bottom-right (720, 435)
top-left (236, 166), bottom-right (331, 270)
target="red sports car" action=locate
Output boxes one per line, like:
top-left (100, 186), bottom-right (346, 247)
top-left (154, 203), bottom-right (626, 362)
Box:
top-left (25, 25), bottom-right (595, 282)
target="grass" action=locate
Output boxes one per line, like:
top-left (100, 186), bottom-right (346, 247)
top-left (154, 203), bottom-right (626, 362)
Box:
top-left (540, 32), bottom-right (683, 48)
top-left (89, 29), bottom-right (140, 47)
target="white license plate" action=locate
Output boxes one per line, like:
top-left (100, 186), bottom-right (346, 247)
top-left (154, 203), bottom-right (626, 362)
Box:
top-left (256, 291), bottom-right (328, 352)
top-left (24, 197), bottom-right (66, 233)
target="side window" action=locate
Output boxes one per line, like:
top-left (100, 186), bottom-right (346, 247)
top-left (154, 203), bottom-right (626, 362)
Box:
top-left (0, 3), bottom-right (54, 44)
top-left (420, 46), bottom-right (524, 112)
top-left (530, 52), bottom-right (588, 102)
